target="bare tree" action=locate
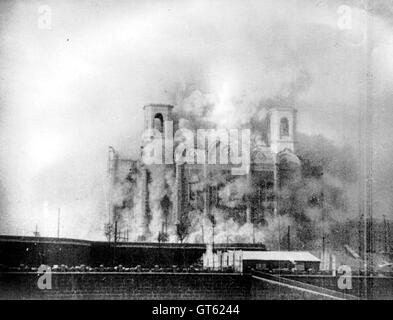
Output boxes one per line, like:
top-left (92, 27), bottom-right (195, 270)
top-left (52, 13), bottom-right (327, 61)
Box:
top-left (104, 222), bottom-right (114, 242)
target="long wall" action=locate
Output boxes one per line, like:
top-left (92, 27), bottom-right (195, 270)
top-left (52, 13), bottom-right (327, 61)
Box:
top-left (0, 235), bottom-right (266, 267)
top-left (0, 236), bottom-right (91, 267)
top-left (0, 273), bottom-right (252, 300)
top-left (0, 272), bottom-right (342, 300)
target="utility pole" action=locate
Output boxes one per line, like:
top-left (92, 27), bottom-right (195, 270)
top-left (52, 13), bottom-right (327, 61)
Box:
top-left (225, 218), bottom-right (228, 250)
top-left (203, 152), bottom-right (209, 246)
top-left (57, 208), bottom-right (60, 239)
top-left (113, 219), bottom-right (118, 266)
top-left (287, 225), bottom-right (291, 251)
top-left (252, 219), bottom-right (255, 244)
top-left (274, 161), bottom-right (280, 251)
top-left (386, 221), bottom-right (391, 254)
top-left (321, 192), bottom-right (326, 261)
top-left (212, 210), bottom-right (215, 261)
top-left (33, 225), bottom-right (40, 237)
top-left (384, 215), bottom-right (388, 253)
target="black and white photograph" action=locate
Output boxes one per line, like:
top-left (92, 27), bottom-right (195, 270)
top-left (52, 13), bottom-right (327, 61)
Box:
top-left (0, 0), bottom-right (393, 304)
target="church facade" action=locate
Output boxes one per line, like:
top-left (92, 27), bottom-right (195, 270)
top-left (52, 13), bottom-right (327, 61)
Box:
top-left (107, 103), bottom-right (300, 242)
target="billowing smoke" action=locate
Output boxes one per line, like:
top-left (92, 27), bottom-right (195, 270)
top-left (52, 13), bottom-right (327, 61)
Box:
top-left (276, 133), bottom-right (359, 250)
top-left (108, 163), bottom-right (178, 242)
top-left (109, 79), bottom-right (360, 249)
top-left (146, 166), bottom-right (177, 242)
top-left (218, 177), bottom-right (251, 209)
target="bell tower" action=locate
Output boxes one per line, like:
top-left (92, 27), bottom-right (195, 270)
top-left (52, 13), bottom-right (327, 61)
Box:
top-left (140, 104), bottom-right (175, 233)
top-left (143, 104), bottom-right (174, 133)
top-left (141, 103), bottom-right (174, 163)
top-left (268, 107), bottom-right (297, 154)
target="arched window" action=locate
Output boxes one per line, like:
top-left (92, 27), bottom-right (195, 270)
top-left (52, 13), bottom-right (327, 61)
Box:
top-left (280, 117), bottom-right (289, 138)
top-left (153, 113), bottom-right (164, 132)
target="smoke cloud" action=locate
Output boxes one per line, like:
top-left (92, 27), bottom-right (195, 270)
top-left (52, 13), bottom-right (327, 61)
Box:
top-left (1, 0), bottom-right (393, 242)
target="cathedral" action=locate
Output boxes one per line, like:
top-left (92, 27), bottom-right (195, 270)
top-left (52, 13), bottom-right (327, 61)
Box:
top-left (107, 103), bottom-right (300, 242)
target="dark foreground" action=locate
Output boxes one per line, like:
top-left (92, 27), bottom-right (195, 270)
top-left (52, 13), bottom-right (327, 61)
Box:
top-left (1, 270), bottom-right (392, 300)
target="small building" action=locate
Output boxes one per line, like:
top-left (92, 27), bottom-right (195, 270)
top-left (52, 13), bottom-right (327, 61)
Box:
top-left (242, 251), bottom-right (320, 272)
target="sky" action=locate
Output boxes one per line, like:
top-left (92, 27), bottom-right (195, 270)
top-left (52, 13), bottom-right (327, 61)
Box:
top-left (1, 0), bottom-right (393, 239)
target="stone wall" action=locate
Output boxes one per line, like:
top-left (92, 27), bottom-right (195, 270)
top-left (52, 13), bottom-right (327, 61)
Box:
top-left (284, 275), bottom-right (393, 299)
top-left (0, 272), bottom-right (349, 300)
top-left (0, 272), bottom-right (252, 300)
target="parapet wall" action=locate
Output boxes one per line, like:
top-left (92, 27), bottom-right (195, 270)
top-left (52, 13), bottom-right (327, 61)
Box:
top-left (0, 235), bottom-right (265, 267)
top-left (0, 272), bottom-right (347, 300)
top-left (0, 272), bottom-right (252, 300)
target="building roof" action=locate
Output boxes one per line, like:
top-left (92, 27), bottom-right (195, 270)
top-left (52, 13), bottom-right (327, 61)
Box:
top-left (242, 251), bottom-right (320, 262)
top-left (267, 106), bottom-right (297, 113)
top-left (143, 104), bottom-right (174, 109)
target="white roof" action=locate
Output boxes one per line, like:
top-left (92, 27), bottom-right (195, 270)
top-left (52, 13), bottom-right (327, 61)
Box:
top-left (242, 251), bottom-right (320, 262)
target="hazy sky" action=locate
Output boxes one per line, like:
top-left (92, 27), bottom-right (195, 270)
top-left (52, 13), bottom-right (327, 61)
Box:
top-left (1, 0), bottom-right (393, 239)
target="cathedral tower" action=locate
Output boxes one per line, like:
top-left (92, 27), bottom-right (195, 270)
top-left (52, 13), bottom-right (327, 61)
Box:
top-left (268, 107), bottom-right (297, 154)
top-left (143, 104), bottom-right (174, 133)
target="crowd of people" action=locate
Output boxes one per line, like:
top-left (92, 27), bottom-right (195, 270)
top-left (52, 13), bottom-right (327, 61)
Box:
top-left (0, 263), bottom-right (237, 273)
top-left (1, 263), bottom-right (387, 276)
